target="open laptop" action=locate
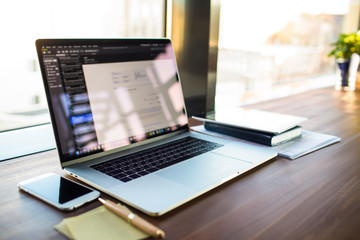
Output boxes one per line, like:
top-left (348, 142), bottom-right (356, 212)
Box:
top-left (36, 38), bottom-right (277, 216)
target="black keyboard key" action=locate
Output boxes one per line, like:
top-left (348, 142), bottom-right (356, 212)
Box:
top-left (137, 171), bottom-right (150, 176)
top-left (112, 173), bottom-right (127, 179)
top-left (119, 177), bottom-right (132, 182)
top-left (147, 167), bottom-right (160, 173)
top-left (123, 169), bottom-right (136, 175)
top-left (128, 173), bottom-right (142, 180)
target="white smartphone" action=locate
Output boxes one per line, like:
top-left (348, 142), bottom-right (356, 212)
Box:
top-left (18, 173), bottom-right (100, 211)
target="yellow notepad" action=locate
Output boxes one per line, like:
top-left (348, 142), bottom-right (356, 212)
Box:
top-left (54, 205), bottom-right (149, 240)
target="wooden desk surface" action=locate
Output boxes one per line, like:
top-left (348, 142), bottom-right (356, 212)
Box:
top-left (1, 87), bottom-right (360, 240)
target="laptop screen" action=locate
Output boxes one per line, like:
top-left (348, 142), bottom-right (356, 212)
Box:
top-left (36, 39), bottom-right (188, 163)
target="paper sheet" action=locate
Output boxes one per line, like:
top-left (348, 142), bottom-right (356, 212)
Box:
top-left (272, 130), bottom-right (341, 159)
top-left (55, 205), bottom-right (149, 240)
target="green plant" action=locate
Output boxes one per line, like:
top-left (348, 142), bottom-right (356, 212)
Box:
top-left (328, 30), bottom-right (360, 60)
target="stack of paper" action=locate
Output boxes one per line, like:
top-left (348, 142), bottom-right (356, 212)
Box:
top-left (55, 204), bottom-right (149, 240)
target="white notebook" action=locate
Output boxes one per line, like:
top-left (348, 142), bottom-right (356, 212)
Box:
top-left (193, 108), bottom-right (308, 134)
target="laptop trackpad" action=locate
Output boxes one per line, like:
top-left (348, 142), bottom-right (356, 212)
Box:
top-left (156, 153), bottom-right (252, 190)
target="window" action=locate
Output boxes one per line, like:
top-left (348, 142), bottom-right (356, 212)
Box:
top-left (0, 0), bottom-right (165, 132)
top-left (216, 0), bottom-right (353, 108)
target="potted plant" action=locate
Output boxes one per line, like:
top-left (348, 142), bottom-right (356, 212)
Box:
top-left (328, 31), bottom-right (360, 88)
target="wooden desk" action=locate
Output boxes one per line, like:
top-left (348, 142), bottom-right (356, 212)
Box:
top-left (1, 87), bottom-right (360, 239)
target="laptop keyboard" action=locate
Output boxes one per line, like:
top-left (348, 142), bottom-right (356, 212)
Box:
top-left (90, 136), bottom-right (223, 183)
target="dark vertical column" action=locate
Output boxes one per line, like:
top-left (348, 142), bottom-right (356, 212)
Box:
top-left (170, 0), bottom-right (220, 117)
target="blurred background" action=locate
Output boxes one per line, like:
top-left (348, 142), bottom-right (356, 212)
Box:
top-left (0, 0), bottom-right (355, 131)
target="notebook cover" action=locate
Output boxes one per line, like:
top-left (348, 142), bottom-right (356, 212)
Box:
top-left (204, 122), bottom-right (301, 146)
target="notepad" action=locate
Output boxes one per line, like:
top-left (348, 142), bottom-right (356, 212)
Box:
top-left (54, 204), bottom-right (149, 240)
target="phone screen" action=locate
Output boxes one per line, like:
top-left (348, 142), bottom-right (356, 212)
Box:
top-left (42, 175), bottom-right (93, 204)
top-left (19, 173), bottom-right (98, 208)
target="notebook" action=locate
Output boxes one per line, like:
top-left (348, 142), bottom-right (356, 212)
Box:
top-left (193, 108), bottom-right (307, 134)
top-left (36, 38), bottom-right (277, 216)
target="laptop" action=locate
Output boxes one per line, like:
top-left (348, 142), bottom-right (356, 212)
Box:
top-left (36, 38), bottom-right (277, 216)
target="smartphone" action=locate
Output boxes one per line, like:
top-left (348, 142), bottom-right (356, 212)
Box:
top-left (18, 173), bottom-right (100, 211)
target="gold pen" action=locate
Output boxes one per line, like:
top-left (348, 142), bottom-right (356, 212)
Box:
top-left (98, 198), bottom-right (165, 239)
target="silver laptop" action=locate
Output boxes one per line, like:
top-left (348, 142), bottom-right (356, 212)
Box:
top-left (36, 38), bottom-right (277, 216)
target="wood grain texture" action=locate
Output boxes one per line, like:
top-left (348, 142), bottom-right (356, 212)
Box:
top-left (1, 87), bottom-right (359, 240)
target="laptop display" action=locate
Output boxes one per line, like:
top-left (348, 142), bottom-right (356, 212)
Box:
top-left (36, 39), bottom-right (188, 163)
